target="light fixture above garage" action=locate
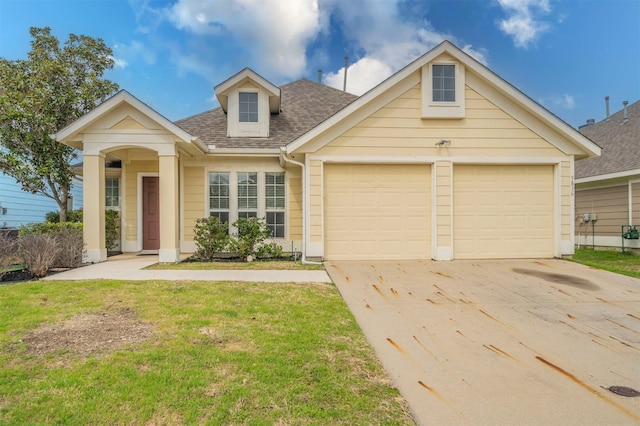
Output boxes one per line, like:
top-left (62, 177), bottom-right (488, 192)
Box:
top-left (435, 139), bottom-right (451, 147)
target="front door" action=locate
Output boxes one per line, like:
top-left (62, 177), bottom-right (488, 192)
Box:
top-left (143, 176), bottom-right (160, 250)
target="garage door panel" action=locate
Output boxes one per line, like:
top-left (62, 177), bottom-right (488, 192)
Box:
top-left (454, 165), bottom-right (553, 259)
top-left (325, 164), bottom-right (430, 260)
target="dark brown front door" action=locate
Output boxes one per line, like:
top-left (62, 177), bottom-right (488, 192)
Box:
top-left (143, 177), bottom-right (160, 250)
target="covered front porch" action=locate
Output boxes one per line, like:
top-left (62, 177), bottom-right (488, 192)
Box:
top-left (52, 90), bottom-right (207, 264)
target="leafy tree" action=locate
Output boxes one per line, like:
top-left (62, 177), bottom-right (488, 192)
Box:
top-left (0, 27), bottom-right (119, 221)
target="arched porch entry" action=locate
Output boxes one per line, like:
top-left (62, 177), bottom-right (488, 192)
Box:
top-left (83, 142), bottom-right (180, 263)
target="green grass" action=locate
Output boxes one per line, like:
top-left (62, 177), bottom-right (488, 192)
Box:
top-left (0, 279), bottom-right (413, 425)
top-left (570, 248), bottom-right (640, 279)
top-left (146, 260), bottom-right (325, 271)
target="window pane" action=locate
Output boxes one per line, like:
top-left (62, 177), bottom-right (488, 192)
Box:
top-left (239, 92), bottom-right (258, 123)
top-left (209, 172), bottom-right (230, 221)
top-left (238, 172), bottom-right (257, 215)
top-left (105, 177), bottom-right (120, 207)
top-left (238, 211), bottom-right (257, 219)
top-left (265, 173), bottom-right (285, 237)
top-left (266, 212), bottom-right (285, 238)
top-left (432, 64), bottom-right (455, 103)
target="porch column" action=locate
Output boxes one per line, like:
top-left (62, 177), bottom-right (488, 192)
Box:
top-left (83, 154), bottom-right (106, 263)
top-left (158, 153), bottom-right (180, 262)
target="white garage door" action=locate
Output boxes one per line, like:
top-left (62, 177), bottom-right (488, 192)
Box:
top-left (454, 165), bottom-right (554, 259)
top-left (324, 164), bottom-right (431, 260)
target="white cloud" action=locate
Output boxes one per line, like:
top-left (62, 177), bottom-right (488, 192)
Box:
top-left (540, 93), bottom-right (575, 110)
top-left (113, 41), bottom-right (157, 66)
top-left (496, 0), bottom-right (552, 48)
top-left (129, 0), bottom-right (490, 97)
top-left (110, 56), bottom-right (128, 69)
top-left (325, 57), bottom-right (393, 95)
top-left (321, 2), bottom-right (488, 95)
top-left (166, 0), bottom-right (321, 78)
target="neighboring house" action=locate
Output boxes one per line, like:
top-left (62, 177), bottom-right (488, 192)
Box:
top-left (575, 100), bottom-right (640, 250)
top-left (52, 41), bottom-right (599, 263)
top-left (0, 171), bottom-right (83, 228)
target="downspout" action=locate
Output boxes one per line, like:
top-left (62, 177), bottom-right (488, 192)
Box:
top-left (279, 147), bottom-right (322, 265)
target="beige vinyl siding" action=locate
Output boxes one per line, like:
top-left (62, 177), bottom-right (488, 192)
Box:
top-left (575, 185), bottom-right (629, 237)
top-left (309, 160), bottom-right (323, 243)
top-left (183, 166), bottom-right (204, 243)
top-left (435, 161), bottom-right (452, 247)
top-left (124, 161), bottom-right (159, 243)
top-left (561, 162), bottom-right (572, 241)
top-left (314, 84), bottom-right (568, 159)
top-left (633, 182), bottom-right (640, 225)
top-left (287, 167), bottom-right (302, 241)
top-left (453, 165), bottom-right (554, 259)
top-left (324, 164), bottom-right (431, 260)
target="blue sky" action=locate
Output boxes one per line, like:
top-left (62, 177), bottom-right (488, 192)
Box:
top-left (0, 0), bottom-right (638, 128)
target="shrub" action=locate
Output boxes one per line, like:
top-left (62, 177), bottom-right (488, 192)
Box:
top-left (0, 231), bottom-right (18, 279)
top-left (230, 217), bottom-right (271, 260)
top-left (256, 241), bottom-right (283, 259)
top-left (19, 222), bottom-right (84, 268)
top-left (105, 209), bottom-right (119, 251)
top-left (45, 209), bottom-right (83, 223)
top-left (19, 233), bottom-right (59, 277)
top-left (193, 216), bottom-right (230, 260)
top-left (53, 226), bottom-right (85, 268)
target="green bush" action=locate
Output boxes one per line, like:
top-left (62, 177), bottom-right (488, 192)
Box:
top-left (19, 221), bottom-right (83, 237)
top-left (45, 209), bottom-right (83, 223)
top-left (256, 241), bottom-right (283, 259)
top-left (193, 216), bottom-right (230, 260)
top-left (230, 217), bottom-right (272, 260)
top-left (105, 209), bottom-right (119, 251)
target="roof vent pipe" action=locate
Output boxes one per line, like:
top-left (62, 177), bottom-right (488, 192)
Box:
top-left (623, 100), bottom-right (629, 123)
top-left (605, 96), bottom-right (610, 121)
top-left (343, 56), bottom-right (349, 92)
top-left (317, 69), bottom-right (322, 84)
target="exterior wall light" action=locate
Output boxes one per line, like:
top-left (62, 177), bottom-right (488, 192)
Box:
top-left (435, 139), bottom-right (451, 147)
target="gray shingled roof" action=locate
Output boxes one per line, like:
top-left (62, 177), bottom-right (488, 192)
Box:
top-left (576, 100), bottom-right (640, 179)
top-left (175, 78), bottom-right (357, 149)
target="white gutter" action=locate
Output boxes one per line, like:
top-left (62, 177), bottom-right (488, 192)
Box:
top-left (279, 147), bottom-right (321, 265)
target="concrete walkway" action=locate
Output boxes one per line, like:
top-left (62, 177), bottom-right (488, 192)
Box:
top-left (42, 254), bottom-right (331, 283)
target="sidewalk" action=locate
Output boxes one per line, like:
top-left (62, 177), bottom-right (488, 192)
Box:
top-left (42, 254), bottom-right (332, 283)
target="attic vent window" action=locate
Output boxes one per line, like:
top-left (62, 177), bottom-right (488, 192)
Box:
top-left (239, 92), bottom-right (258, 122)
top-left (432, 64), bottom-right (455, 102)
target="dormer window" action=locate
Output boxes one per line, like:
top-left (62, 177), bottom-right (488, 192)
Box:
top-left (239, 92), bottom-right (258, 122)
top-left (214, 68), bottom-right (281, 138)
top-left (432, 64), bottom-right (455, 102)
top-left (421, 60), bottom-right (465, 119)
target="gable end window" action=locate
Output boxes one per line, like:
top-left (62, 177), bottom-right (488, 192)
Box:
top-left (432, 64), bottom-right (455, 102)
top-left (421, 61), bottom-right (465, 119)
top-left (239, 92), bottom-right (258, 122)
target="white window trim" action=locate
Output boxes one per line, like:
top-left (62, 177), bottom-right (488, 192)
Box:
top-left (422, 61), bottom-right (465, 119)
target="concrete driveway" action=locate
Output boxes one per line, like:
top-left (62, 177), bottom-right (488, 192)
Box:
top-left (326, 259), bottom-right (640, 425)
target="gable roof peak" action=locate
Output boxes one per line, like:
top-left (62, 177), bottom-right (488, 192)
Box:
top-left (215, 68), bottom-right (281, 114)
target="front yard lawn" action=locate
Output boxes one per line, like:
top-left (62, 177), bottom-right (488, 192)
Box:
top-left (570, 248), bottom-right (640, 279)
top-left (0, 279), bottom-right (413, 425)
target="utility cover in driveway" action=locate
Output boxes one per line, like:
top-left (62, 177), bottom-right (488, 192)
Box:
top-left (327, 259), bottom-right (640, 425)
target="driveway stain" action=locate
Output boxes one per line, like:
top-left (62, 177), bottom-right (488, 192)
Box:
top-left (513, 268), bottom-right (599, 290)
